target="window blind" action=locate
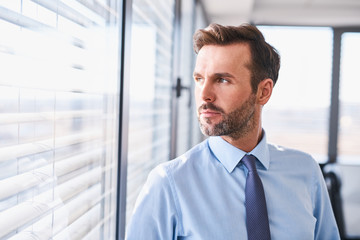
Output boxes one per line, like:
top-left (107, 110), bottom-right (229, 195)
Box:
top-left (0, 1), bottom-right (120, 239)
top-left (126, 0), bottom-right (176, 224)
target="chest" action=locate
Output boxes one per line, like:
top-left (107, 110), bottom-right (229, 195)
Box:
top-left (175, 168), bottom-right (316, 239)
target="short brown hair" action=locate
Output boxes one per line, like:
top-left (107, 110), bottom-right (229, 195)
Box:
top-left (193, 23), bottom-right (280, 92)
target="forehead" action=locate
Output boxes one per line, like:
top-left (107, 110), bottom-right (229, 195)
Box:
top-left (195, 43), bottom-right (252, 74)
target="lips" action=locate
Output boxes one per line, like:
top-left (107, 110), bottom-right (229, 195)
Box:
top-left (198, 103), bottom-right (224, 118)
top-left (200, 109), bottom-right (221, 118)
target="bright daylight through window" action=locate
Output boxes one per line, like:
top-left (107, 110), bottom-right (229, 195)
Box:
top-left (0, 1), bottom-right (120, 239)
top-left (260, 26), bottom-right (333, 163)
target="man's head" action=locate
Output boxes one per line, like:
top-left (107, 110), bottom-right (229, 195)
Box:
top-left (193, 23), bottom-right (280, 142)
top-left (193, 23), bottom-right (280, 93)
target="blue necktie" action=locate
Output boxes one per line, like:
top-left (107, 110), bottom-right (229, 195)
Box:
top-left (242, 154), bottom-right (271, 240)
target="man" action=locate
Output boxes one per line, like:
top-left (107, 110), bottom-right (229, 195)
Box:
top-left (126, 23), bottom-right (340, 240)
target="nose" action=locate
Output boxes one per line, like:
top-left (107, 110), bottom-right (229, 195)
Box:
top-left (198, 79), bottom-right (215, 103)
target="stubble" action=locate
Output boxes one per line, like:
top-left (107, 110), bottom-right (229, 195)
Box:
top-left (198, 94), bottom-right (256, 140)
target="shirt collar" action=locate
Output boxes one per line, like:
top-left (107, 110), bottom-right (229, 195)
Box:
top-left (208, 131), bottom-right (270, 173)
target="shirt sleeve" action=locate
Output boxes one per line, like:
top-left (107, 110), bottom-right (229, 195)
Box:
top-left (312, 162), bottom-right (341, 240)
top-left (125, 164), bottom-right (181, 240)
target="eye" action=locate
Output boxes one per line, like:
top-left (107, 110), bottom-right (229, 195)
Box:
top-left (194, 77), bottom-right (203, 83)
top-left (218, 78), bottom-right (229, 83)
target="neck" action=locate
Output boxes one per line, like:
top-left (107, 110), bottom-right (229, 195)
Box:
top-left (221, 119), bottom-right (263, 153)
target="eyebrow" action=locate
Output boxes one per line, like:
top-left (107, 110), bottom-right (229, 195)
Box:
top-left (193, 72), bottom-right (235, 79)
top-left (213, 72), bottom-right (235, 79)
top-left (193, 72), bottom-right (202, 77)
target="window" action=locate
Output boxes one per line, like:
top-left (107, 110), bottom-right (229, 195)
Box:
top-left (0, 1), bottom-right (121, 239)
top-left (126, 0), bottom-right (176, 225)
top-left (338, 32), bottom-right (360, 162)
top-left (259, 26), bottom-right (333, 162)
top-left (175, 0), bottom-right (195, 156)
top-left (190, 1), bottom-right (209, 146)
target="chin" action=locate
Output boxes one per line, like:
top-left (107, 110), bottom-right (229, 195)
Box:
top-left (199, 125), bottom-right (217, 137)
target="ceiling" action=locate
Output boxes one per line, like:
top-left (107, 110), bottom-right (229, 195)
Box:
top-left (202, 0), bottom-right (360, 27)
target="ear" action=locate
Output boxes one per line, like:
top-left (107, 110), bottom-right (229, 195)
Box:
top-left (256, 78), bottom-right (273, 105)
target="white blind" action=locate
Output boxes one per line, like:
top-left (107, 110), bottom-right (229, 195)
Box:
top-left (0, 1), bottom-right (120, 239)
top-left (126, 0), bottom-right (175, 224)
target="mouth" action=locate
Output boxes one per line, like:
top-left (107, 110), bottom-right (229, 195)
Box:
top-left (198, 103), bottom-right (224, 120)
top-left (200, 109), bottom-right (221, 118)
top-left (198, 103), bottom-right (224, 118)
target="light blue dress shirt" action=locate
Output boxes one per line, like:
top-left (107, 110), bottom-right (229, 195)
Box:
top-left (126, 132), bottom-right (340, 240)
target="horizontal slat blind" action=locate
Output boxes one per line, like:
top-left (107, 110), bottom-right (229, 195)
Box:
top-left (0, 1), bottom-right (120, 239)
top-left (126, 0), bottom-right (175, 225)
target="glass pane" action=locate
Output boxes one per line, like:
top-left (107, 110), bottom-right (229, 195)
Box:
top-left (126, 0), bottom-right (175, 225)
top-left (176, 0), bottom-right (196, 156)
top-left (338, 32), bottom-right (360, 162)
top-left (0, 1), bottom-right (120, 239)
top-left (259, 26), bottom-right (333, 162)
top-left (190, 2), bottom-right (209, 146)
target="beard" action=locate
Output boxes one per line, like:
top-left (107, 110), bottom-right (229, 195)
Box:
top-left (198, 94), bottom-right (256, 140)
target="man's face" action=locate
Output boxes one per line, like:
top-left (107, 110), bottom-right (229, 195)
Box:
top-left (193, 43), bottom-right (257, 139)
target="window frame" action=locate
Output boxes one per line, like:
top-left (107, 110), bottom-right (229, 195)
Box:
top-left (116, 0), bottom-right (132, 239)
top-left (328, 27), bottom-right (360, 163)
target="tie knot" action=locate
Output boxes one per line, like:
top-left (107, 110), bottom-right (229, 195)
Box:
top-left (242, 154), bottom-right (257, 172)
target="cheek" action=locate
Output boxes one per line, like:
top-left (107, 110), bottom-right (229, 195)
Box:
top-left (220, 92), bottom-right (248, 113)
top-left (219, 93), bottom-right (237, 107)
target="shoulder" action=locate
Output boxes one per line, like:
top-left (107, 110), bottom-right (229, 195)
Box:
top-left (267, 143), bottom-right (321, 175)
top-left (268, 142), bottom-right (317, 163)
top-left (140, 139), bottom-right (211, 208)
top-left (267, 143), bottom-right (327, 196)
top-left (156, 139), bottom-right (211, 176)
